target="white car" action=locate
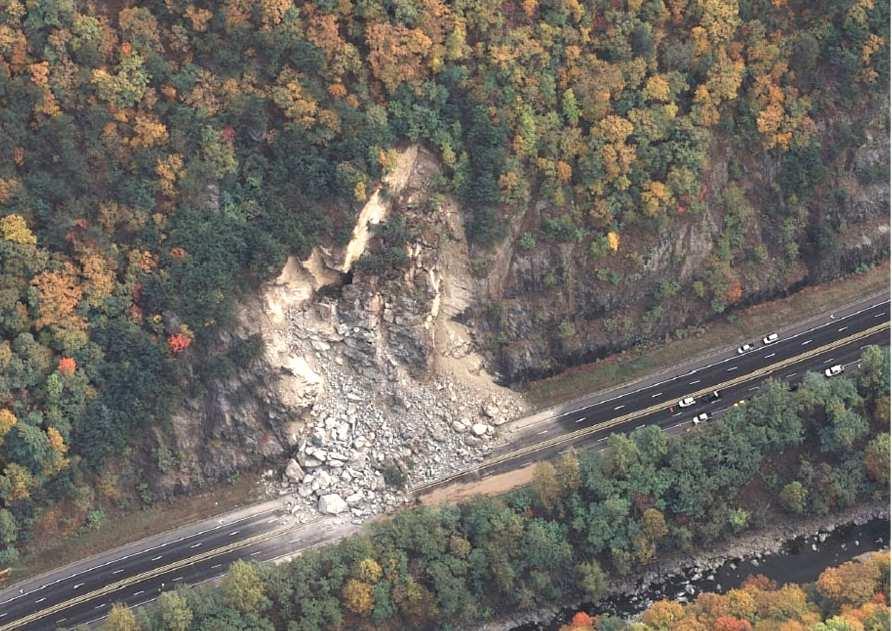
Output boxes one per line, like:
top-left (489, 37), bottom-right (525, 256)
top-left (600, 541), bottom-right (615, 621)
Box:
top-left (737, 343), bottom-right (754, 354)
top-left (678, 396), bottom-right (696, 408)
top-left (824, 364), bottom-right (844, 377)
top-left (692, 412), bottom-right (710, 425)
top-left (762, 333), bottom-right (779, 345)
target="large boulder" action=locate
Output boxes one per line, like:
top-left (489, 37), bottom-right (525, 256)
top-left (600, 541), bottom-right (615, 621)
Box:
top-left (284, 459), bottom-right (305, 483)
top-left (318, 494), bottom-right (349, 515)
top-left (471, 423), bottom-right (490, 436)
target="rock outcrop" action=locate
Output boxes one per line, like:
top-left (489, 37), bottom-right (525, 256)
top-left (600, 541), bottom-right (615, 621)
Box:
top-left (473, 112), bottom-right (891, 384)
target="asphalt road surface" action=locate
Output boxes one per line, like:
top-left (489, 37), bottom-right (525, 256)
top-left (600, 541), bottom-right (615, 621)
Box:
top-left (1, 298), bottom-right (888, 630)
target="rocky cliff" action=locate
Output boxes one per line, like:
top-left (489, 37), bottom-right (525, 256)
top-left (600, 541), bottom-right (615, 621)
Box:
top-left (152, 146), bottom-right (525, 520)
top-left (152, 102), bottom-right (888, 507)
top-left (473, 109), bottom-right (891, 383)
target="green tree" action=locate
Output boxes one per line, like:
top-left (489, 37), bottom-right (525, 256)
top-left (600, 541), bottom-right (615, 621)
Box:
top-left (532, 461), bottom-right (563, 512)
top-left (779, 481), bottom-right (807, 514)
top-left (576, 560), bottom-right (607, 602)
top-left (0, 509), bottom-right (17, 545)
top-left (222, 561), bottom-right (267, 614)
top-left (858, 346), bottom-right (890, 396)
top-left (821, 400), bottom-right (869, 453)
top-left (728, 508), bottom-right (750, 533)
top-left (157, 591), bottom-right (193, 631)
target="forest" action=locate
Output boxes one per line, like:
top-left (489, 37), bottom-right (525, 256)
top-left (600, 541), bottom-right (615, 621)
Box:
top-left (559, 551), bottom-right (890, 631)
top-left (89, 348), bottom-right (889, 630)
top-left (0, 0), bottom-right (888, 557)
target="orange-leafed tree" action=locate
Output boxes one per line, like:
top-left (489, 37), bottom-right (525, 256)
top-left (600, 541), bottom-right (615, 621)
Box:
top-left (713, 616), bottom-right (753, 631)
top-left (168, 334), bottom-right (192, 354)
top-left (641, 600), bottom-right (685, 627)
top-left (366, 23), bottom-right (434, 93)
top-left (58, 356), bottom-right (77, 376)
top-left (46, 427), bottom-right (70, 474)
top-left (863, 433), bottom-right (889, 484)
top-left (817, 557), bottom-right (883, 608)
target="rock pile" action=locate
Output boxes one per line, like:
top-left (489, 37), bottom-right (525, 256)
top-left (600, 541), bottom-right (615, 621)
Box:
top-left (264, 293), bottom-right (524, 525)
top-left (259, 146), bottom-right (526, 525)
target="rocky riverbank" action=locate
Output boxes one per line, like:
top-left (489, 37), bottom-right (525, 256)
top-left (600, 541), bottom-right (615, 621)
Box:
top-left (477, 502), bottom-right (890, 631)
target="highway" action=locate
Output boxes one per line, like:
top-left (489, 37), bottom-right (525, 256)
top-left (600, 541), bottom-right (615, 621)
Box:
top-left (0, 297), bottom-right (887, 630)
top-left (415, 297), bottom-right (891, 487)
top-left (0, 518), bottom-right (358, 630)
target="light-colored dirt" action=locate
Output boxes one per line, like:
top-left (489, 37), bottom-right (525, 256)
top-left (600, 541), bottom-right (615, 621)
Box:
top-left (418, 462), bottom-right (538, 506)
top-left (431, 193), bottom-right (515, 397)
top-left (300, 249), bottom-right (342, 290)
top-left (340, 145), bottom-right (419, 273)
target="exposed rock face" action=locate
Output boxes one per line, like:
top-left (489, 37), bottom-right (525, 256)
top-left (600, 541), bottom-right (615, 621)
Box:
top-left (474, 113), bottom-right (890, 384)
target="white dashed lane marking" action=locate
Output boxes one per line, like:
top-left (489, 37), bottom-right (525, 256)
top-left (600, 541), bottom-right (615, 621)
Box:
top-left (764, 353), bottom-right (775, 358)
top-left (689, 380), bottom-right (700, 385)
top-left (614, 405), bottom-right (625, 411)
top-left (651, 392), bottom-right (663, 398)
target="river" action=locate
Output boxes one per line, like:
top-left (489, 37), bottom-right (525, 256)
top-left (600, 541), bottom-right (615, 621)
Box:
top-left (514, 517), bottom-right (889, 630)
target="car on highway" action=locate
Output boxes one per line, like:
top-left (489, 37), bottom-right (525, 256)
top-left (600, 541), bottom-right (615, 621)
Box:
top-left (824, 364), bottom-right (844, 377)
top-left (710, 390), bottom-right (721, 401)
top-left (692, 412), bottom-right (710, 425)
top-left (678, 396), bottom-right (696, 408)
top-left (762, 333), bottom-right (779, 345)
top-left (737, 343), bottom-right (754, 354)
